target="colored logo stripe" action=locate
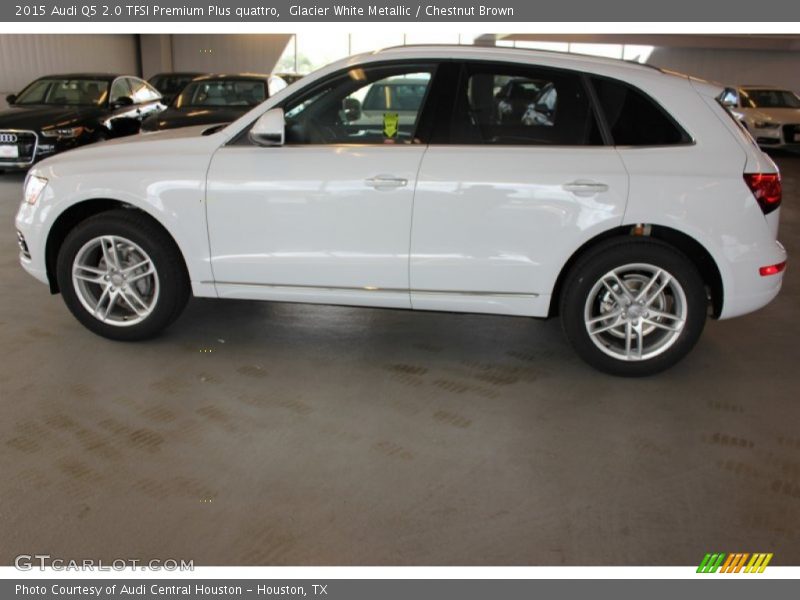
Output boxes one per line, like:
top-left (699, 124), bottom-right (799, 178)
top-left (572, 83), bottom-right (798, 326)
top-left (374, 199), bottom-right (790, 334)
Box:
top-left (697, 553), bottom-right (773, 573)
top-left (697, 553), bottom-right (726, 573)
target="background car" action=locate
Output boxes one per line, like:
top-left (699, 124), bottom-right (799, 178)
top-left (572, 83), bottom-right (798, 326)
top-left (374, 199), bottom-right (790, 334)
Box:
top-left (337, 75), bottom-right (430, 137)
top-left (141, 73), bottom-right (287, 132)
top-left (0, 73), bottom-right (163, 171)
top-left (274, 72), bottom-right (303, 85)
top-left (494, 76), bottom-right (545, 123)
top-left (720, 85), bottom-right (800, 149)
top-left (147, 71), bottom-right (205, 105)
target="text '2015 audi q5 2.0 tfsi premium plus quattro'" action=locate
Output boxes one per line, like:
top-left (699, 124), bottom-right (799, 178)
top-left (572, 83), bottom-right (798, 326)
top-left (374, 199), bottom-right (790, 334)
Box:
top-left (15, 46), bottom-right (787, 376)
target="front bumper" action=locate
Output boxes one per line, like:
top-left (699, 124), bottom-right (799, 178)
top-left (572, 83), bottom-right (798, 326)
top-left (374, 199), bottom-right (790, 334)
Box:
top-left (752, 123), bottom-right (800, 149)
top-left (0, 130), bottom-right (87, 171)
top-left (15, 198), bottom-right (49, 286)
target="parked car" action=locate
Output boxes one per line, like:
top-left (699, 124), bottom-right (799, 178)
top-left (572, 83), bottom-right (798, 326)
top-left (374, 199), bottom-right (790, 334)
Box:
top-left (521, 82), bottom-right (557, 126)
top-left (141, 73), bottom-right (287, 132)
top-left (346, 75), bottom-right (431, 132)
top-left (274, 72), bottom-right (303, 85)
top-left (15, 46), bottom-right (786, 376)
top-left (0, 73), bottom-right (163, 171)
top-left (720, 86), bottom-right (800, 149)
top-left (147, 72), bottom-right (205, 105)
top-left (494, 76), bottom-right (545, 123)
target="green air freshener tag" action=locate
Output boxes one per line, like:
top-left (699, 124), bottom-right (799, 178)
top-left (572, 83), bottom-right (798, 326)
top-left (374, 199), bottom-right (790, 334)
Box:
top-left (383, 113), bottom-right (399, 139)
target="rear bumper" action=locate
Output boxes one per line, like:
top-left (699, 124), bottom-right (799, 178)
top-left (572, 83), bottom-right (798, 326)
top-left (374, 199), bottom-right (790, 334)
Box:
top-left (719, 240), bottom-right (787, 319)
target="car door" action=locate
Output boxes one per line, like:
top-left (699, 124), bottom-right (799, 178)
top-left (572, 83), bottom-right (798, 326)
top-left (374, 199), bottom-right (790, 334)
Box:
top-left (205, 62), bottom-right (439, 309)
top-left (410, 61), bottom-right (629, 317)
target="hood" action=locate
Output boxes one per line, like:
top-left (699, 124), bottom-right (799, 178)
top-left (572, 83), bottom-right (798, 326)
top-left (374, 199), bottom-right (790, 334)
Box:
top-left (0, 104), bottom-right (102, 131)
top-left (30, 123), bottom-right (227, 177)
top-left (741, 106), bottom-right (800, 124)
top-left (143, 106), bottom-right (248, 131)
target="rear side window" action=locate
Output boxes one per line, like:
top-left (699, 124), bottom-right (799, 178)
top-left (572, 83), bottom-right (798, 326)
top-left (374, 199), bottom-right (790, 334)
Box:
top-left (450, 64), bottom-right (603, 146)
top-left (590, 77), bottom-right (691, 146)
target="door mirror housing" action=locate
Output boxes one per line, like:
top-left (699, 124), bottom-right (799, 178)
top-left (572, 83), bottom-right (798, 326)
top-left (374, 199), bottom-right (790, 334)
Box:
top-left (6, 94), bottom-right (16, 105)
top-left (341, 97), bottom-right (362, 122)
top-left (249, 108), bottom-right (285, 146)
top-left (111, 96), bottom-right (134, 108)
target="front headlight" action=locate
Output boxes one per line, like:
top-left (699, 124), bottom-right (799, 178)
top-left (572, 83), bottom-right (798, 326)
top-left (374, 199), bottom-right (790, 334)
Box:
top-left (753, 121), bottom-right (780, 130)
top-left (24, 175), bottom-right (48, 205)
top-left (40, 126), bottom-right (85, 139)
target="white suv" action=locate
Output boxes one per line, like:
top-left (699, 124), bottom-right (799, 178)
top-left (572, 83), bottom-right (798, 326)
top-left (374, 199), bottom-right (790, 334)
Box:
top-left (15, 46), bottom-right (787, 376)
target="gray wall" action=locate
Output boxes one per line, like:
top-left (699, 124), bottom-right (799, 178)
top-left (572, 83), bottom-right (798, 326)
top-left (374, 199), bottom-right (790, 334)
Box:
top-left (138, 34), bottom-right (293, 79)
top-left (647, 47), bottom-right (800, 92)
top-left (169, 34), bottom-right (292, 76)
top-left (0, 35), bottom-right (138, 108)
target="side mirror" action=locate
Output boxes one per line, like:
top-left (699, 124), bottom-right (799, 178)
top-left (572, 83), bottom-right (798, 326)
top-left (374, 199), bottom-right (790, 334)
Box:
top-left (6, 94), bottom-right (16, 105)
top-left (341, 97), bottom-right (362, 122)
top-left (112, 96), bottom-right (134, 108)
top-left (249, 108), bottom-right (285, 146)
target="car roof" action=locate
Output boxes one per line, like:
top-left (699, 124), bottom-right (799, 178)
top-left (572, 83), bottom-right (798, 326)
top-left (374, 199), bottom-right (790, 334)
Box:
top-left (368, 44), bottom-right (665, 75)
top-left (740, 86), bottom-right (790, 91)
top-left (34, 73), bottom-right (127, 82)
top-left (191, 73), bottom-right (270, 82)
top-left (151, 72), bottom-right (205, 77)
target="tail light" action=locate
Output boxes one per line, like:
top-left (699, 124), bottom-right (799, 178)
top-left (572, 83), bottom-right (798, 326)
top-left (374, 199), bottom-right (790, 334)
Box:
top-left (744, 173), bottom-right (782, 215)
top-left (759, 261), bottom-right (786, 277)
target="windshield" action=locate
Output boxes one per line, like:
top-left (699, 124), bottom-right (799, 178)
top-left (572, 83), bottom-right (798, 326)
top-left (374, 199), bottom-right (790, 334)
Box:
top-left (15, 78), bottom-right (109, 106)
top-left (173, 79), bottom-right (266, 108)
top-left (742, 89), bottom-right (800, 109)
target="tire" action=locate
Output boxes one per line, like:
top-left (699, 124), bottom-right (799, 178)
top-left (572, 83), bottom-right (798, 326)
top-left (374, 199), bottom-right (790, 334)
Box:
top-left (559, 238), bottom-right (707, 377)
top-left (56, 209), bottom-right (189, 341)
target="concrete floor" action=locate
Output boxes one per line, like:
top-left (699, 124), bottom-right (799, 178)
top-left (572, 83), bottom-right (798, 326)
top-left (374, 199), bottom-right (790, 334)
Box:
top-left (1, 155), bottom-right (799, 567)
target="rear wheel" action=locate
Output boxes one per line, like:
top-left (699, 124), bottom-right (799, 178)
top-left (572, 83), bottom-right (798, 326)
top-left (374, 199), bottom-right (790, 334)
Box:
top-left (560, 238), bottom-right (707, 376)
top-left (56, 209), bottom-right (189, 340)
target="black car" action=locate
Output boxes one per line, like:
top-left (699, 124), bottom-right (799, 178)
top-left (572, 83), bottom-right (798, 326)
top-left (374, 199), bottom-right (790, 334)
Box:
top-left (148, 71), bottom-right (205, 105)
top-left (141, 73), bottom-right (282, 132)
top-left (0, 73), bottom-right (164, 171)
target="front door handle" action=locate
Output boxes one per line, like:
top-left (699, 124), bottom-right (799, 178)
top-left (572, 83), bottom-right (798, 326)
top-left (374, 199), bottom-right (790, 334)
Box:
top-left (562, 180), bottom-right (609, 196)
top-left (365, 175), bottom-right (408, 190)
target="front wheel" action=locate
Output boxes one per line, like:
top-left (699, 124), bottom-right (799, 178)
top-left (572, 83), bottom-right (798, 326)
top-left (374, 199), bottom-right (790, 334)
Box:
top-left (560, 239), bottom-right (707, 376)
top-left (56, 209), bottom-right (189, 341)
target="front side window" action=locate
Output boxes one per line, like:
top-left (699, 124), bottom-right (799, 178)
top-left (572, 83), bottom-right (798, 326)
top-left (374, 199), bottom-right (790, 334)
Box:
top-left (15, 78), bottom-right (109, 106)
top-left (450, 64), bottom-right (601, 145)
top-left (128, 78), bottom-right (161, 103)
top-left (109, 78), bottom-right (132, 103)
top-left (174, 79), bottom-right (267, 108)
top-left (282, 66), bottom-right (434, 145)
top-left (590, 76), bottom-right (690, 146)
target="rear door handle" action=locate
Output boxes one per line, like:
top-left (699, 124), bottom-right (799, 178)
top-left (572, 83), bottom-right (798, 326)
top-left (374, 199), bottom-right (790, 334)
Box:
top-left (562, 180), bottom-right (609, 195)
top-left (365, 175), bottom-right (408, 190)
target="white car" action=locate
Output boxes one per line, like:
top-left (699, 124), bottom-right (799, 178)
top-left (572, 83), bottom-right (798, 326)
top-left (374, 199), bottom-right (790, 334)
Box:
top-left (15, 46), bottom-right (787, 376)
top-left (720, 86), bottom-right (800, 149)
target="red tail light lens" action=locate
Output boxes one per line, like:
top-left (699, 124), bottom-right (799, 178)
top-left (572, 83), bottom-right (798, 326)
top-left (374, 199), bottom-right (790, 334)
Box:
top-left (744, 173), bottom-right (782, 215)
top-left (759, 261), bottom-right (786, 277)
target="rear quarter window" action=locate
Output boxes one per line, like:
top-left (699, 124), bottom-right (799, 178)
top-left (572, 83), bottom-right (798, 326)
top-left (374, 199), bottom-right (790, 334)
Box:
top-left (590, 76), bottom-right (691, 146)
